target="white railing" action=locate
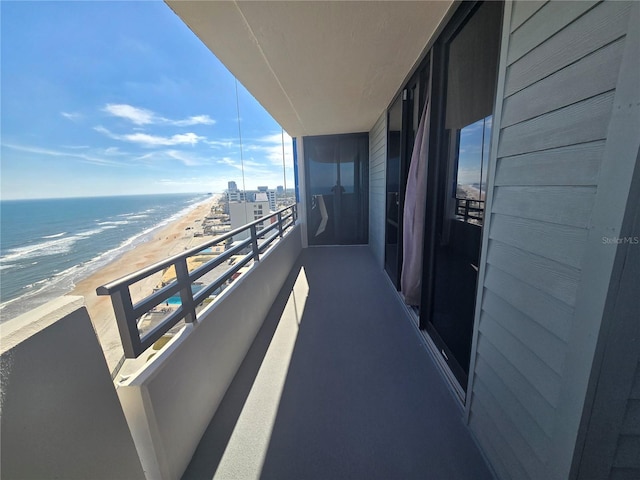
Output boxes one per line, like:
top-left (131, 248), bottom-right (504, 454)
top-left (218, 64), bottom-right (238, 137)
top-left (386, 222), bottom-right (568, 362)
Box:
top-left (97, 204), bottom-right (297, 358)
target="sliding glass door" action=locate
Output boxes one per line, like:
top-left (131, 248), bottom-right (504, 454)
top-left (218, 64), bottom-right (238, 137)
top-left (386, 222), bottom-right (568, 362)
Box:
top-left (421, 0), bottom-right (502, 390)
top-left (385, 64), bottom-right (429, 289)
top-left (305, 134), bottom-right (368, 245)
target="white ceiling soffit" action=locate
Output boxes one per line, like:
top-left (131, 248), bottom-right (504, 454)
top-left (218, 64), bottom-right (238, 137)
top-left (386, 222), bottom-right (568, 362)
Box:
top-left (166, 1), bottom-right (453, 137)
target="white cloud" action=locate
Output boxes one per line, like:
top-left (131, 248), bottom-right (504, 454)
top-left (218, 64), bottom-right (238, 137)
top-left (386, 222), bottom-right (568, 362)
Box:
top-left (103, 104), bottom-right (154, 125)
top-left (103, 103), bottom-right (215, 127)
top-left (172, 115), bottom-right (216, 127)
top-left (94, 126), bottom-right (205, 147)
top-left (2, 142), bottom-right (126, 167)
top-left (252, 132), bottom-right (294, 167)
top-left (166, 150), bottom-right (205, 167)
top-left (61, 111), bottom-right (83, 122)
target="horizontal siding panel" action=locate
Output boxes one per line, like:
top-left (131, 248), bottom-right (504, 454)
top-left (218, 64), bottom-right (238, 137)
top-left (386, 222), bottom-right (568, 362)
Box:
top-left (473, 376), bottom-right (549, 479)
top-left (489, 214), bottom-right (588, 269)
top-left (484, 264), bottom-right (573, 341)
top-left (370, 164), bottom-right (385, 175)
top-left (371, 126), bottom-right (385, 142)
top-left (369, 113), bottom-right (386, 265)
top-left (498, 91), bottom-right (614, 157)
top-left (614, 435), bottom-right (640, 469)
top-left (621, 400), bottom-right (640, 436)
top-left (479, 312), bottom-right (562, 406)
top-left (469, 397), bottom-right (530, 480)
top-left (508, 0), bottom-right (597, 65)
top-left (482, 290), bottom-right (566, 375)
top-left (492, 185), bottom-right (597, 228)
top-left (505, 0), bottom-right (630, 95)
top-left (487, 239), bottom-right (581, 306)
top-left (503, 39), bottom-right (624, 127)
top-left (474, 354), bottom-right (552, 460)
top-left (495, 141), bottom-right (604, 187)
top-left (510, 0), bottom-right (547, 33)
top-left (371, 142), bottom-right (385, 157)
top-left (475, 338), bottom-right (556, 437)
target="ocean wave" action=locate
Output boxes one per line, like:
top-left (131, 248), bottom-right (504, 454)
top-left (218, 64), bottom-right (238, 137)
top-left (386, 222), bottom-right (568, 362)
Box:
top-left (1, 236), bottom-right (79, 262)
top-left (0, 195), bottom-right (213, 321)
top-left (97, 220), bottom-right (130, 226)
top-left (118, 212), bottom-right (150, 219)
top-left (76, 228), bottom-right (108, 238)
top-left (42, 232), bottom-right (67, 239)
top-left (1, 224), bottom-right (119, 262)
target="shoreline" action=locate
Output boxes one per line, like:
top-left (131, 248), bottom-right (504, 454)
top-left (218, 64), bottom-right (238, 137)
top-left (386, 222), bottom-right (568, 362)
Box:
top-left (69, 198), bottom-right (218, 373)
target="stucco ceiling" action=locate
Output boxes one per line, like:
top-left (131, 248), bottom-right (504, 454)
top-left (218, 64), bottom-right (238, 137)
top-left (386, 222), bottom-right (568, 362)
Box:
top-left (166, 1), bottom-right (453, 137)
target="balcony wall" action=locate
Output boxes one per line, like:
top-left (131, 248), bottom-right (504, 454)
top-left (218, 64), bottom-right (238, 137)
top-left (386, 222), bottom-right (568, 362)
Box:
top-left (117, 225), bottom-right (302, 480)
top-left (0, 296), bottom-right (144, 479)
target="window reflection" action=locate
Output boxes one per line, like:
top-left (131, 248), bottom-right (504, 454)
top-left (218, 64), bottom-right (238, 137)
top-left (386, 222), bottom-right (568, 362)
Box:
top-left (454, 115), bottom-right (491, 225)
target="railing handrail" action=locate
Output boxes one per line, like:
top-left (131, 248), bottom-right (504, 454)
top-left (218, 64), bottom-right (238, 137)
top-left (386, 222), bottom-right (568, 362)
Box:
top-left (97, 204), bottom-right (295, 295)
top-left (96, 204), bottom-right (297, 359)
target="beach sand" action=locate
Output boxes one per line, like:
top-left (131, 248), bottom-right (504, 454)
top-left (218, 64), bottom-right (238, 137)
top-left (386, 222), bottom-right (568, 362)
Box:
top-left (69, 199), bottom-right (217, 373)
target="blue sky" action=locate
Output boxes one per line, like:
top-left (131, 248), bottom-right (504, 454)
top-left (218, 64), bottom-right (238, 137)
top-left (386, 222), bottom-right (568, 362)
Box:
top-left (1, 1), bottom-right (294, 200)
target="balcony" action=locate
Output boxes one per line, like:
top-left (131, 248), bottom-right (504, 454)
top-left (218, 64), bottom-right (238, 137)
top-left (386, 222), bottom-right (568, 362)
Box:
top-left (1, 213), bottom-right (492, 480)
top-left (182, 245), bottom-right (492, 480)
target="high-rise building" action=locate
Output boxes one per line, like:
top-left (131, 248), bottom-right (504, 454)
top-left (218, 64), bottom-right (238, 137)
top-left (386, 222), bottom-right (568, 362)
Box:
top-left (228, 200), bottom-right (270, 240)
top-left (228, 181), bottom-right (238, 192)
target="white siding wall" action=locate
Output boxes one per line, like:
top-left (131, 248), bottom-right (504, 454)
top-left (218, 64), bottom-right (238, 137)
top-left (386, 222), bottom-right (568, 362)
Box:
top-left (369, 112), bottom-right (387, 267)
top-left (468, 2), bottom-right (636, 479)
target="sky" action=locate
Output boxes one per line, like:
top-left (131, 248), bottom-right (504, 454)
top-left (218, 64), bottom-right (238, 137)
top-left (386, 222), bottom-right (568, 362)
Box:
top-left (0, 1), bottom-right (294, 200)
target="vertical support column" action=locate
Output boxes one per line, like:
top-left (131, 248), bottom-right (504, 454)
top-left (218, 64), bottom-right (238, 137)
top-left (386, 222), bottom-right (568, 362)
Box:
top-left (109, 287), bottom-right (141, 358)
top-left (277, 212), bottom-right (283, 238)
top-left (175, 258), bottom-right (196, 323)
top-left (250, 224), bottom-right (260, 262)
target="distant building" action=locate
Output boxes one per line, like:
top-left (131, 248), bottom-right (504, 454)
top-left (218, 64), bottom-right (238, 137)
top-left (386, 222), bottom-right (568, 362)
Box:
top-left (228, 201), bottom-right (270, 240)
top-left (226, 181), bottom-right (277, 211)
top-left (276, 185), bottom-right (284, 195)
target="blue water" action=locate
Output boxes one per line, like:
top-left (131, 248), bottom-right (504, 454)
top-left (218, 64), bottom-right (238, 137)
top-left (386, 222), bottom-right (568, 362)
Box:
top-left (0, 193), bottom-right (211, 321)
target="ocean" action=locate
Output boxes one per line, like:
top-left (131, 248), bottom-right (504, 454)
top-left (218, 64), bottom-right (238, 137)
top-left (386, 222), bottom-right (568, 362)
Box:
top-left (0, 193), bottom-right (212, 322)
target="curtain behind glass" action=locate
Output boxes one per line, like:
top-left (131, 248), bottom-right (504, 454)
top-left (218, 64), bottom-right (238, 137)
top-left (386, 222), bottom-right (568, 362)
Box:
top-left (401, 98), bottom-right (430, 305)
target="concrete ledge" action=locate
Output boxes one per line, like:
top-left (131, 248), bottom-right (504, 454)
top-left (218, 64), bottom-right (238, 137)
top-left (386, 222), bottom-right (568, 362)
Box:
top-left (117, 225), bottom-right (302, 480)
top-left (0, 296), bottom-right (145, 479)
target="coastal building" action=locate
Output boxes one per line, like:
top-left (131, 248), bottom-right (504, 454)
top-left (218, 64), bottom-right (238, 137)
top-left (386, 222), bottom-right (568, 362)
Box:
top-left (2, 2), bottom-right (638, 480)
top-left (228, 200), bottom-right (269, 240)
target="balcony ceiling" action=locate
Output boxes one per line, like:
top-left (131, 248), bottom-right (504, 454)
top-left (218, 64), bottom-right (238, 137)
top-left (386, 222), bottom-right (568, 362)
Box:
top-left (165, 1), bottom-right (453, 137)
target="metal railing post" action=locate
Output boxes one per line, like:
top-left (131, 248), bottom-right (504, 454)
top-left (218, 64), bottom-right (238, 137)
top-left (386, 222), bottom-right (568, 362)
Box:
top-left (250, 224), bottom-right (260, 262)
top-left (277, 212), bottom-right (283, 238)
top-left (109, 288), bottom-right (141, 358)
top-left (175, 258), bottom-right (196, 323)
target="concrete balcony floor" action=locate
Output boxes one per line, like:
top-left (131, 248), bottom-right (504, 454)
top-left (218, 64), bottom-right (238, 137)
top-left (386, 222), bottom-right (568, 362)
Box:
top-left (183, 246), bottom-right (493, 480)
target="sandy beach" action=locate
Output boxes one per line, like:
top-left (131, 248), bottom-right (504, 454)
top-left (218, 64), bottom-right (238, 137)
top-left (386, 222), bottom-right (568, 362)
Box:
top-left (70, 199), bottom-right (217, 373)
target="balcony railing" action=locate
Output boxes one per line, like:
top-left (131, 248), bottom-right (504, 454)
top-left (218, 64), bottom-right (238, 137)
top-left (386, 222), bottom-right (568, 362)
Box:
top-left (97, 204), bottom-right (297, 359)
top-left (455, 197), bottom-right (485, 225)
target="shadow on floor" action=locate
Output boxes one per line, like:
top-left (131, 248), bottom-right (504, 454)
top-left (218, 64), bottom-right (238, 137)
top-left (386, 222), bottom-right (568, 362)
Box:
top-left (182, 246), bottom-right (493, 480)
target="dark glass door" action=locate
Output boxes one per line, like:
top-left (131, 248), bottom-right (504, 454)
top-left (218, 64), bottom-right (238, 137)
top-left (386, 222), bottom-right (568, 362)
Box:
top-left (384, 94), bottom-right (405, 286)
top-left (305, 134), bottom-right (368, 245)
top-left (385, 65), bottom-right (428, 288)
top-left (421, 0), bottom-right (502, 390)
